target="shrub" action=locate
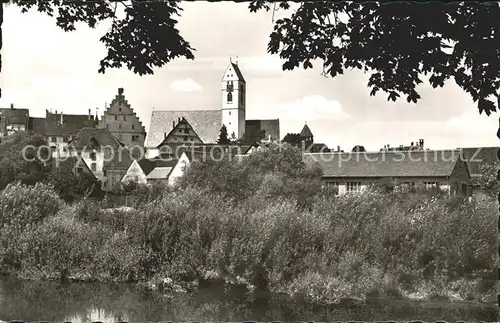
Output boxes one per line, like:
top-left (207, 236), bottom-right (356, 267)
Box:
top-left (0, 182), bottom-right (63, 271)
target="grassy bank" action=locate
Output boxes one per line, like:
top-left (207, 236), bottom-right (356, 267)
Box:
top-left (0, 148), bottom-right (496, 305)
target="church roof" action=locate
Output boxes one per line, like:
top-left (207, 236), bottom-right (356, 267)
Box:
top-left (147, 110), bottom-right (222, 147)
top-left (300, 124), bottom-right (313, 138)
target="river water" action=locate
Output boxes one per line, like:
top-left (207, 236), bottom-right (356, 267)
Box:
top-left (0, 278), bottom-right (497, 322)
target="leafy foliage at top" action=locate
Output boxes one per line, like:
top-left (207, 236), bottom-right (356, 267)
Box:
top-left (11, 0), bottom-right (195, 75)
top-left (471, 163), bottom-right (499, 198)
top-left (249, 1), bottom-right (500, 115)
top-left (10, 1), bottom-right (500, 114)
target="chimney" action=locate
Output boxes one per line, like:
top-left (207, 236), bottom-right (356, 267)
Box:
top-left (60, 111), bottom-right (63, 124)
top-left (10, 103), bottom-right (13, 109)
top-left (268, 134), bottom-right (271, 142)
top-left (118, 88), bottom-right (124, 95)
top-left (411, 141), bottom-right (414, 146)
top-left (172, 121), bottom-right (175, 128)
top-left (164, 132), bottom-right (167, 139)
top-left (337, 145), bottom-right (340, 152)
top-left (387, 144), bottom-right (390, 149)
top-left (88, 108), bottom-right (91, 120)
top-left (419, 139), bottom-right (424, 148)
top-left (178, 117), bottom-right (181, 123)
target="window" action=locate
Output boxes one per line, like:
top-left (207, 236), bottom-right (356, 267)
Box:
top-left (76, 167), bottom-right (83, 174)
top-left (132, 125), bottom-right (135, 129)
top-left (424, 181), bottom-right (438, 190)
top-left (325, 182), bottom-right (339, 195)
top-left (346, 182), bottom-right (362, 193)
top-left (132, 135), bottom-right (138, 142)
top-left (119, 108), bottom-right (122, 112)
top-left (90, 152), bottom-right (96, 161)
top-left (63, 136), bottom-right (68, 143)
top-left (184, 136), bottom-right (188, 141)
top-left (51, 136), bottom-right (56, 143)
top-left (184, 128), bottom-right (189, 134)
top-left (229, 111), bottom-right (231, 116)
top-left (119, 124), bottom-right (121, 128)
top-left (91, 163), bottom-right (96, 171)
top-left (115, 116), bottom-right (117, 120)
top-left (124, 116), bottom-right (126, 121)
top-left (227, 92), bottom-right (233, 103)
top-left (134, 176), bottom-right (139, 182)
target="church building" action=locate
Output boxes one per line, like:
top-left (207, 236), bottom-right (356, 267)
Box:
top-left (145, 60), bottom-right (280, 158)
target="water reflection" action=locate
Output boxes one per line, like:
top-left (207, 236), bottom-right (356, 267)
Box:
top-left (0, 278), bottom-right (496, 322)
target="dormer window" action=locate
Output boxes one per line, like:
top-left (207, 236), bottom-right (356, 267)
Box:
top-left (90, 137), bottom-right (99, 149)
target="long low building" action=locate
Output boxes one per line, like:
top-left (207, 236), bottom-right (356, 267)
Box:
top-left (303, 150), bottom-right (471, 196)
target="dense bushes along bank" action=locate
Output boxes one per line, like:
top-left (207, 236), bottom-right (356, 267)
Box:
top-left (0, 147), bottom-right (496, 304)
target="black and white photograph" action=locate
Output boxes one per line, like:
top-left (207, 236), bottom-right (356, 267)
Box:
top-left (0, 0), bottom-right (498, 322)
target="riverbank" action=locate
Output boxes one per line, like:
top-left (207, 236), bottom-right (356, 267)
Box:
top-left (0, 278), bottom-right (497, 322)
top-left (0, 181), bottom-right (496, 307)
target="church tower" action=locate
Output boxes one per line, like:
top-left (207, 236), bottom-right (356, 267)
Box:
top-left (221, 59), bottom-right (246, 141)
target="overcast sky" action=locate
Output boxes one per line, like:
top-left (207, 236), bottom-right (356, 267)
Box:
top-left (2, 2), bottom-right (499, 151)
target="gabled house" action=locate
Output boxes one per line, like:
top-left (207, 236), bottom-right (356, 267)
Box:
top-left (163, 117), bottom-right (203, 145)
top-left (167, 151), bottom-right (191, 186)
top-left (303, 150), bottom-right (471, 196)
top-left (43, 109), bottom-right (98, 149)
top-left (121, 158), bottom-right (179, 186)
top-left (58, 127), bottom-right (132, 191)
top-left (98, 88), bottom-right (147, 154)
top-left (53, 156), bottom-right (97, 181)
top-left (0, 104), bottom-right (30, 137)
